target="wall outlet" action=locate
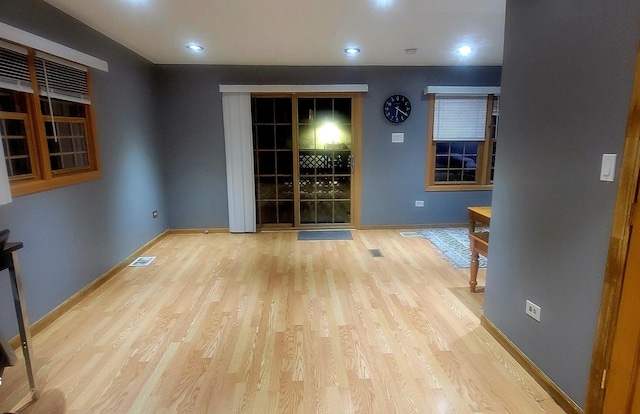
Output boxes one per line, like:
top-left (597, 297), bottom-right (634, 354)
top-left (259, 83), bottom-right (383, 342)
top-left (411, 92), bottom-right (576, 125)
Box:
top-left (415, 200), bottom-right (424, 207)
top-left (526, 300), bottom-right (541, 322)
top-left (152, 210), bottom-right (158, 218)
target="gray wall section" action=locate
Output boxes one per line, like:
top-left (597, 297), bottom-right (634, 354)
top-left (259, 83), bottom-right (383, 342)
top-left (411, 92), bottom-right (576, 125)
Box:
top-left (484, 0), bottom-right (640, 408)
top-left (0, 0), bottom-right (168, 339)
top-left (156, 65), bottom-right (499, 228)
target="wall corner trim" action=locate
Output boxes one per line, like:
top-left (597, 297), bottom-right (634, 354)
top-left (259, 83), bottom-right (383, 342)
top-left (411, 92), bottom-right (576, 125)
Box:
top-left (0, 22), bottom-right (109, 72)
top-left (480, 316), bottom-right (584, 414)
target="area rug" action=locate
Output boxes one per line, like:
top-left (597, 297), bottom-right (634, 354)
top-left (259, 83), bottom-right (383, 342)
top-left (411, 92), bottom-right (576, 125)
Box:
top-left (297, 230), bottom-right (353, 241)
top-left (418, 227), bottom-right (487, 269)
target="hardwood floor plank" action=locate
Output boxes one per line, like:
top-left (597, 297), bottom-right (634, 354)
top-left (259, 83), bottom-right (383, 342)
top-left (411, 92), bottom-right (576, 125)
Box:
top-left (0, 230), bottom-right (566, 413)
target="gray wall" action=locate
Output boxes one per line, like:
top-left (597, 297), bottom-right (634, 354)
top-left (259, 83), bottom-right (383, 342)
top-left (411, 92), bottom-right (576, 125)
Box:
top-left (0, 0), bottom-right (168, 339)
top-left (484, 0), bottom-right (640, 408)
top-left (156, 65), bottom-right (499, 229)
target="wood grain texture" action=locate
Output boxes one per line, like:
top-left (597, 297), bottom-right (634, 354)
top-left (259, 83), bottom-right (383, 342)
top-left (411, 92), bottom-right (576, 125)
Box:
top-left (0, 230), bottom-right (566, 413)
top-left (586, 45), bottom-right (640, 413)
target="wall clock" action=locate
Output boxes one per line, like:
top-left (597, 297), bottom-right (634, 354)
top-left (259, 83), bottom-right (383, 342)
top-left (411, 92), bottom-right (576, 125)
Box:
top-left (383, 94), bottom-right (412, 123)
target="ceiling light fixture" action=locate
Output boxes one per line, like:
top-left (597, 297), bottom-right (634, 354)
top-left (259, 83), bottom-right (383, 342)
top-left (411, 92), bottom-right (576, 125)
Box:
top-left (344, 47), bottom-right (361, 55)
top-left (457, 45), bottom-right (472, 56)
top-left (186, 43), bottom-right (204, 52)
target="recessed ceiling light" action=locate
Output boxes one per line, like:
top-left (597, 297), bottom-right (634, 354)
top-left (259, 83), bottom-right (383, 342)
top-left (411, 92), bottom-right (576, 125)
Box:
top-left (344, 47), bottom-right (361, 55)
top-left (457, 45), bottom-right (472, 56)
top-left (186, 43), bottom-right (204, 52)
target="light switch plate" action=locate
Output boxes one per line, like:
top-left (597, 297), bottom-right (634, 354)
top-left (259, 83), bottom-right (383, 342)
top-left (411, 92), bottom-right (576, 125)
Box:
top-left (392, 133), bottom-right (404, 143)
top-left (600, 154), bottom-right (617, 182)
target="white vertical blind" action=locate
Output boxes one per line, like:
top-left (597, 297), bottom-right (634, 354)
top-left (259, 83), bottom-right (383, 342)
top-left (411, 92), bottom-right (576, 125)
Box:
top-left (433, 95), bottom-right (488, 141)
top-left (222, 92), bottom-right (256, 233)
top-left (0, 130), bottom-right (13, 206)
top-left (0, 40), bottom-right (33, 94)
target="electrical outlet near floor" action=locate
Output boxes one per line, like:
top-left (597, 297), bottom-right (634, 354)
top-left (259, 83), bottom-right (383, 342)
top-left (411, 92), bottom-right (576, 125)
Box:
top-left (526, 300), bottom-right (541, 322)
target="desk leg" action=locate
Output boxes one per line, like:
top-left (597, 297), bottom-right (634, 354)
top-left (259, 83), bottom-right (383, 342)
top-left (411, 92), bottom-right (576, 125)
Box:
top-left (8, 251), bottom-right (39, 401)
top-left (469, 251), bottom-right (479, 293)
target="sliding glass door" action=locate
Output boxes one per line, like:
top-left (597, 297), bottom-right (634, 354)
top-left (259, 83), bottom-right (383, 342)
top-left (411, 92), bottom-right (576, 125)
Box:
top-left (252, 94), bottom-right (359, 228)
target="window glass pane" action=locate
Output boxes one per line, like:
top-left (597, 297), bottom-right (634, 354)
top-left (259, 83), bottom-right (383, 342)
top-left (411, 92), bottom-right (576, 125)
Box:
top-left (333, 151), bottom-right (351, 174)
top-left (276, 150), bottom-right (293, 175)
top-left (333, 98), bottom-right (351, 120)
top-left (278, 201), bottom-right (293, 224)
top-left (4, 119), bottom-right (26, 136)
top-left (298, 99), bottom-right (314, 124)
top-left (315, 98), bottom-right (332, 120)
top-left (298, 125), bottom-right (315, 149)
top-left (10, 158), bottom-right (30, 176)
top-left (257, 151), bottom-right (276, 175)
top-left (275, 125), bottom-right (292, 149)
top-left (274, 98), bottom-right (292, 123)
top-left (256, 125), bottom-right (275, 149)
top-left (299, 176), bottom-right (315, 199)
top-left (334, 201), bottom-right (350, 223)
top-left (40, 98), bottom-right (84, 117)
top-left (277, 176), bottom-right (294, 200)
top-left (60, 138), bottom-right (74, 152)
top-left (258, 176), bottom-right (276, 199)
top-left (259, 201), bottom-right (277, 224)
top-left (0, 90), bottom-right (27, 113)
top-left (316, 176), bottom-right (333, 199)
top-left (335, 176), bottom-right (350, 199)
top-left (254, 98), bottom-right (274, 123)
top-left (316, 201), bottom-right (333, 223)
top-left (300, 201), bottom-right (315, 224)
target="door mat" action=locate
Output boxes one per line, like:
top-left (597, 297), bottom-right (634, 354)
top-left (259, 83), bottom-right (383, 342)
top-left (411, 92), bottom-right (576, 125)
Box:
top-left (297, 230), bottom-right (353, 241)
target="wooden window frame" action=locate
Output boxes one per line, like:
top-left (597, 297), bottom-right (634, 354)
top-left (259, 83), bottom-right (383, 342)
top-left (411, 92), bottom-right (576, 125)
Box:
top-left (425, 93), bottom-right (497, 191)
top-left (0, 44), bottom-right (100, 197)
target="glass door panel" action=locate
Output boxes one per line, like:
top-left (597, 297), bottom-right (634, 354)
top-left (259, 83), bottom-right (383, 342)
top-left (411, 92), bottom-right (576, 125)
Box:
top-left (297, 97), bottom-right (352, 225)
top-left (252, 97), bottom-right (294, 226)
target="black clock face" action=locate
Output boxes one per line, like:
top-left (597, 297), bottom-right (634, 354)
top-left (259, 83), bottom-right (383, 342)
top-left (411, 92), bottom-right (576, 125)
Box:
top-left (384, 94), bottom-right (412, 123)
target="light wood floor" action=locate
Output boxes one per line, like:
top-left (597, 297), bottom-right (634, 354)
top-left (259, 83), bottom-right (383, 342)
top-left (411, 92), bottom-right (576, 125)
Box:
top-left (0, 230), bottom-right (565, 413)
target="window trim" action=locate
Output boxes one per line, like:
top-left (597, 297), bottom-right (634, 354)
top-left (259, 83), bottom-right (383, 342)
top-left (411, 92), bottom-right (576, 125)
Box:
top-left (0, 43), bottom-right (101, 197)
top-left (425, 93), bottom-right (498, 191)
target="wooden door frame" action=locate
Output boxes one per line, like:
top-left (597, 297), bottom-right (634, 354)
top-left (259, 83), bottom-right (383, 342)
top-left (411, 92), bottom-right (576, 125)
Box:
top-left (585, 45), bottom-right (640, 412)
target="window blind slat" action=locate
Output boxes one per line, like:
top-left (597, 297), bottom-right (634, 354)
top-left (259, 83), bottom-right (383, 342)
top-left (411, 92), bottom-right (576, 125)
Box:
top-left (0, 44), bottom-right (34, 94)
top-left (35, 56), bottom-right (90, 104)
top-left (433, 95), bottom-right (487, 141)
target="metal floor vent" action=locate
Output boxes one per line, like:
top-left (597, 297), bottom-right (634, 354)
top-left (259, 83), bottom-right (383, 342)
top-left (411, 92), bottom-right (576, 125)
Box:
top-left (400, 231), bottom-right (421, 237)
top-left (129, 256), bottom-right (156, 267)
top-left (369, 249), bottom-right (384, 258)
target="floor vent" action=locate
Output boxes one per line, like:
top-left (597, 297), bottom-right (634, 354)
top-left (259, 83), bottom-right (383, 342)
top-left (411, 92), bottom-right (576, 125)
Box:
top-left (400, 231), bottom-right (421, 237)
top-left (369, 249), bottom-right (384, 258)
top-left (129, 256), bottom-right (156, 267)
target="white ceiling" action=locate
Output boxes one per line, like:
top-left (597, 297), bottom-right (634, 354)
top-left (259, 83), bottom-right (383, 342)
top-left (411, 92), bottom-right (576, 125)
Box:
top-left (43, 0), bottom-right (506, 66)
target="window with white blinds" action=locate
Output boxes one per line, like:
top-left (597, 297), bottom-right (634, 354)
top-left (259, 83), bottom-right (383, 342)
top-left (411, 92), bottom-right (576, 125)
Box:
top-left (0, 40), bottom-right (33, 94)
top-left (0, 36), bottom-right (101, 196)
top-left (35, 52), bottom-right (90, 105)
top-left (433, 95), bottom-right (488, 141)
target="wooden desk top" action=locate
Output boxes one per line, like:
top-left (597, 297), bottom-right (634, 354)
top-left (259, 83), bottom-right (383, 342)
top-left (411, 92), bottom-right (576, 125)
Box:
top-left (468, 206), bottom-right (491, 220)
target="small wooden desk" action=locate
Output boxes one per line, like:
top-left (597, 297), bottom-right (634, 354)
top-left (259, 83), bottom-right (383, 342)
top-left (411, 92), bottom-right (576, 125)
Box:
top-left (1, 242), bottom-right (39, 401)
top-left (467, 207), bottom-right (491, 293)
top-left (468, 206), bottom-right (491, 232)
